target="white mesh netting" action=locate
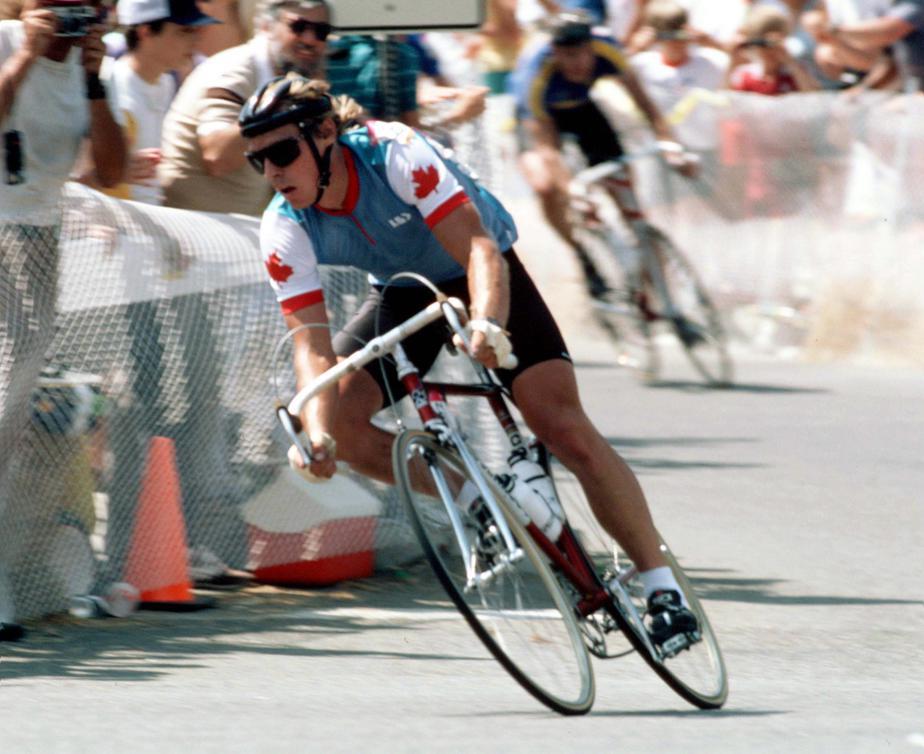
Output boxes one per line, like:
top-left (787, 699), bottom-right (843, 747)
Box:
top-left (3, 89), bottom-right (924, 621)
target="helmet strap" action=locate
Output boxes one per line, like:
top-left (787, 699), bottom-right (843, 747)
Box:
top-left (302, 125), bottom-right (333, 207)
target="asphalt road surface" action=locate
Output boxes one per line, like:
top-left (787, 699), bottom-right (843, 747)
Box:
top-left (2, 349), bottom-right (922, 754)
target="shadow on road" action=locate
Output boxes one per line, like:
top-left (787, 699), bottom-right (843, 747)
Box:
top-left (603, 435), bottom-right (765, 472)
top-left (0, 565), bottom-right (480, 683)
top-left (647, 380), bottom-right (830, 395)
top-left (448, 706), bottom-right (785, 719)
top-left (685, 571), bottom-right (923, 607)
top-left (587, 708), bottom-right (785, 719)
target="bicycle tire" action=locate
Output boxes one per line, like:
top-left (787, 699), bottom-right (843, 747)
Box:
top-left (576, 225), bottom-right (659, 382)
top-left (392, 430), bottom-right (595, 715)
top-left (547, 454), bottom-right (728, 709)
top-left (648, 227), bottom-right (733, 387)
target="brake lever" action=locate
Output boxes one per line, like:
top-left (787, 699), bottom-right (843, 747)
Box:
top-left (275, 404), bottom-right (312, 465)
top-left (440, 299), bottom-right (472, 354)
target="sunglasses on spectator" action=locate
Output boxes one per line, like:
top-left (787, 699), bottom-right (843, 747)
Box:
top-left (245, 136), bottom-right (304, 173)
top-left (287, 18), bottom-right (333, 40)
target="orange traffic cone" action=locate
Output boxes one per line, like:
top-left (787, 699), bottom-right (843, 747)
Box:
top-left (123, 436), bottom-right (213, 611)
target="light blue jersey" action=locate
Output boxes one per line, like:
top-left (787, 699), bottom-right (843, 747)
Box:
top-left (259, 121), bottom-right (518, 314)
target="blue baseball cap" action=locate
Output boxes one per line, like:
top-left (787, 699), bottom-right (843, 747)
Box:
top-left (117, 0), bottom-right (220, 26)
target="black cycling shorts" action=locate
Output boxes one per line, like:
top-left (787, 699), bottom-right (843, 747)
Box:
top-left (519, 100), bottom-right (625, 167)
top-left (332, 249), bottom-right (571, 406)
top-left (553, 100), bottom-right (625, 166)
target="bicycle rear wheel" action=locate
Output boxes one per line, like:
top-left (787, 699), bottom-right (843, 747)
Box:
top-left (650, 227), bottom-right (733, 387)
top-left (392, 430), bottom-right (594, 715)
top-left (547, 455), bottom-right (728, 709)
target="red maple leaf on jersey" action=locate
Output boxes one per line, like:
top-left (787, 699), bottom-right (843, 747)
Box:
top-left (265, 251), bottom-right (294, 282)
top-left (412, 164), bottom-right (440, 199)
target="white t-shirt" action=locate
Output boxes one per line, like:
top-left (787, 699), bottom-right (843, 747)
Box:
top-left (678, 0), bottom-right (791, 44)
top-left (0, 21), bottom-right (88, 225)
top-left (824, 0), bottom-right (892, 24)
top-left (630, 46), bottom-right (728, 150)
top-left (104, 55), bottom-right (176, 205)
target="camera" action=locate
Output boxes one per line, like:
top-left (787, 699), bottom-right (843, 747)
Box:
top-left (50, 5), bottom-right (98, 37)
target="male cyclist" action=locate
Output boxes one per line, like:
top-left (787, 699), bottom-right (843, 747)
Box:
top-left (510, 11), bottom-right (704, 345)
top-left (238, 73), bottom-right (698, 649)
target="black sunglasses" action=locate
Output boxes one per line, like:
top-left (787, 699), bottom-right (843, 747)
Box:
top-left (245, 136), bottom-right (303, 173)
top-left (287, 18), bottom-right (333, 40)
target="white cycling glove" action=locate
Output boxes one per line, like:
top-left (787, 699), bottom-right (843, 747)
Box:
top-left (288, 432), bottom-right (337, 483)
top-left (467, 318), bottom-right (518, 370)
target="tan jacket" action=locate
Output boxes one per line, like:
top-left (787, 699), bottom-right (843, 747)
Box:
top-left (159, 37), bottom-right (276, 216)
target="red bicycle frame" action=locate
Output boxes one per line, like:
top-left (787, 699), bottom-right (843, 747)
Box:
top-left (397, 365), bottom-right (615, 619)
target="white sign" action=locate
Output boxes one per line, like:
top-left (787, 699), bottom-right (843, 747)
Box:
top-left (334, 0), bottom-right (484, 33)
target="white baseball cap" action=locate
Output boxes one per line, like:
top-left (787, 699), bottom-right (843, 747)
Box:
top-left (117, 0), bottom-right (220, 26)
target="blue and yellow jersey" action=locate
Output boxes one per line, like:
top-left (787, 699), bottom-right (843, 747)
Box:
top-left (510, 35), bottom-right (629, 121)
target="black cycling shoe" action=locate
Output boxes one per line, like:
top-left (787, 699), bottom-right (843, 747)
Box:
top-left (647, 590), bottom-right (699, 656)
top-left (671, 316), bottom-right (706, 347)
top-left (0, 622), bottom-right (25, 642)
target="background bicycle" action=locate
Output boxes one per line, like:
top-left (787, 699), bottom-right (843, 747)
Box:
top-left (567, 146), bottom-right (734, 387)
top-left (276, 288), bottom-right (728, 715)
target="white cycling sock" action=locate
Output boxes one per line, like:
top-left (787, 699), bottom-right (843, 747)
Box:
top-left (639, 566), bottom-right (687, 606)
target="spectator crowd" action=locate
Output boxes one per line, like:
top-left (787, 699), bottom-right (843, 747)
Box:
top-left (3, 0), bottom-right (922, 216)
top-left (1, 0), bottom-right (922, 640)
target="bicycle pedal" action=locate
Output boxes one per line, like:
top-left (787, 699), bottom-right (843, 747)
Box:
top-left (659, 630), bottom-right (701, 658)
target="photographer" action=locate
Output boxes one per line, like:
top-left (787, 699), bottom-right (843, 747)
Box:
top-left (726, 5), bottom-right (820, 93)
top-left (0, 0), bottom-right (126, 640)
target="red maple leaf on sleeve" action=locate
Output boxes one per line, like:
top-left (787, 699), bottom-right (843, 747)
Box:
top-left (265, 251), bottom-right (294, 282)
top-left (412, 164), bottom-right (440, 199)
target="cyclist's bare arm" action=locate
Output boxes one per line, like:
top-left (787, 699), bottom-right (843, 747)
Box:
top-left (285, 300), bottom-right (339, 479)
top-left (431, 202), bottom-right (511, 370)
top-left (616, 69), bottom-right (672, 142)
top-left (198, 89), bottom-right (255, 176)
top-left (613, 71), bottom-right (697, 177)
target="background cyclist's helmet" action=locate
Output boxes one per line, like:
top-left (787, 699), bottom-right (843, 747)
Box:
top-left (547, 10), bottom-right (594, 47)
top-left (239, 75), bottom-right (333, 139)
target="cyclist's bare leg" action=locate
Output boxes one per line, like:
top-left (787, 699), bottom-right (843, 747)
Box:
top-left (511, 358), bottom-right (666, 571)
top-left (329, 369), bottom-right (398, 482)
top-left (329, 368), bottom-right (451, 498)
top-left (519, 148), bottom-right (583, 252)
top-left (520, 149), bottom-right (611, 295)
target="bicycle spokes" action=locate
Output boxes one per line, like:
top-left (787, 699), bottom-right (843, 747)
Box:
top-left (393, 431), bottom-right (594, 715)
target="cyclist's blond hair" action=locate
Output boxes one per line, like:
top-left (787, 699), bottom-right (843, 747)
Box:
top-left (255, 74), bottom-right (366, 135)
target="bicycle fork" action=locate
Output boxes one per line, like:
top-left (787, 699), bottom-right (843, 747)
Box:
top-left (392, 342), bottom-right (524, 590)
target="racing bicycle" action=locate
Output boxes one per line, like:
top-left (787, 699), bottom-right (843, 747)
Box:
top-left (275, 284), bottom-right (728, 715)
top-left (568, 146), bottom-right (733, 387)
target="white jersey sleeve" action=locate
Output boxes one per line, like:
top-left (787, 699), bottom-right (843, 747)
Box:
top-left (260, 208), bottom-right (324, 315)
top-left (371, 121), bottom-right (471, 228)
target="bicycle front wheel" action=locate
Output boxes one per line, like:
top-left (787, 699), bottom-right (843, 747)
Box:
top-left (576, 225), bottom-right (659, 382)
top-left (548, 455), bottom-right (728, 709)
top-left (650, 227), bottom-right (733, 387)
top-left (392, 430), bottom-right (594, 715)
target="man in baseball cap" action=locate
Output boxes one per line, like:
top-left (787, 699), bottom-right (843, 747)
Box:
top-left (98, 0), bottom-right (218, 203)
